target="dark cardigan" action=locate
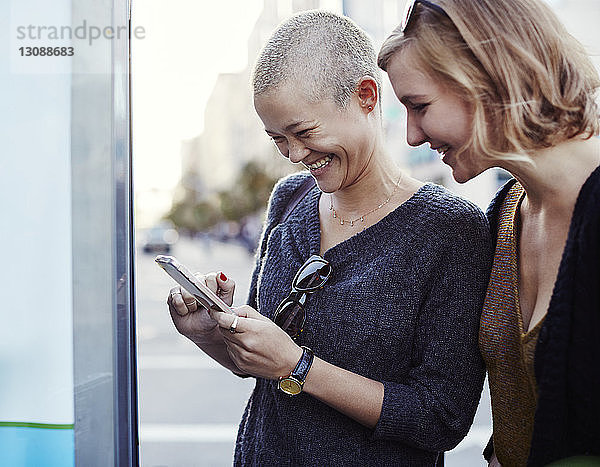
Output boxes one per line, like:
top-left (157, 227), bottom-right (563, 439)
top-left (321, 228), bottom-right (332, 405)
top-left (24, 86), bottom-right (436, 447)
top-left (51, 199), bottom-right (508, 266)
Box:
top-left (484, 166), bottom-right (600, 466)
top-left (237, 172), bottom-right (492, 466)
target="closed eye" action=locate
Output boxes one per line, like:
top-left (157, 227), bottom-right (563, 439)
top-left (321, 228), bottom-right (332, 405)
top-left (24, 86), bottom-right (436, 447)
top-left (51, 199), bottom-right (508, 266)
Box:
top-left (266, 132), bottom-right (286, 144)
top-left (408, 102), bottom-right (428, 113)
top-left (295, 128), bottom-right (315, 138)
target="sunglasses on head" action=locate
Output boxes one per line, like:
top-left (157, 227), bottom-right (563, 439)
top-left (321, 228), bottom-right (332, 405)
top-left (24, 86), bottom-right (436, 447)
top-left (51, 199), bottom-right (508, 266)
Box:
top-left (273, 255), bottom-right (332, 339)
top-left (401, 0), bottom-right (451, 33)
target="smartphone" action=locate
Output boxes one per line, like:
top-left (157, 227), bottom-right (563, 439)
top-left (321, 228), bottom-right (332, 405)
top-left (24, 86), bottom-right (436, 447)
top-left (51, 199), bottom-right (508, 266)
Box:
top-left (155, 255), bottom-right (234, 314)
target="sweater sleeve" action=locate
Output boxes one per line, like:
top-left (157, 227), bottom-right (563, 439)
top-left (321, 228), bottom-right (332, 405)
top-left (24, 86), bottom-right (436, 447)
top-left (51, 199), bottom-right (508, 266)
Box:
top-left (373, 206), bottom-right (492, 452)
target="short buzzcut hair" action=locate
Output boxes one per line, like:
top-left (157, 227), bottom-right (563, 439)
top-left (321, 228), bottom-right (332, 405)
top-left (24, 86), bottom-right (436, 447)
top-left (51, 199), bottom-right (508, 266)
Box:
top-left (253, 10), bottom-right (382, 108)
top-left (378, 0), bottom-right (600, 160)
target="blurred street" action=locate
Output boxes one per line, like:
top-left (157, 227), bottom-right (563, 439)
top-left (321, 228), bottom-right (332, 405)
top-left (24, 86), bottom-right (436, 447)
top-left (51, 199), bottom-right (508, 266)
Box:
top-left (136, 236), bottom-right (492, 466)
top-left (136, 236), bottom-right (256, 466)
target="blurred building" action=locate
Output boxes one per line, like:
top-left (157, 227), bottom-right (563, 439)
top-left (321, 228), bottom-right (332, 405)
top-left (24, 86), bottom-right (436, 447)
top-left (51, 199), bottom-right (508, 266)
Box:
top-left (177, 0), bottom-right (327, 203)
top-left (178, 0), bottom-right (600, 211)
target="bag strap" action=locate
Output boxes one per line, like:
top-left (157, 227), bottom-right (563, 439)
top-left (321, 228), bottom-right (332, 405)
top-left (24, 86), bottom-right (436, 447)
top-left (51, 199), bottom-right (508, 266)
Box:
top-left (247, 175), bottom-right (315, 309)
top-left (280, 176), bottom-right (316, 224)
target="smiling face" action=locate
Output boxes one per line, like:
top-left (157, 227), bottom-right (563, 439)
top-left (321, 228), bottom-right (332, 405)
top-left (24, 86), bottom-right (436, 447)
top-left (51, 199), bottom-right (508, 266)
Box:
top-left (386, 48), bottom-right (487, 183)
top-left (254, 81), bottom-right (377, 193)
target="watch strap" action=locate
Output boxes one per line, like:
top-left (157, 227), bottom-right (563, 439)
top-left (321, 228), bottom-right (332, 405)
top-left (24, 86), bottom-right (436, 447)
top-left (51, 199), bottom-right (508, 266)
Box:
top-left (291, 346), bottom-right (314, 383)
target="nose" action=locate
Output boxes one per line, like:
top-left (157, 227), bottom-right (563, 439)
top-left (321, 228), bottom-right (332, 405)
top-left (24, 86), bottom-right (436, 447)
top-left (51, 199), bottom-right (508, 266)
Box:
top-left (406, 114), bottom-right (427, 147)
top-left (287, 138), bottom-right (310, 163)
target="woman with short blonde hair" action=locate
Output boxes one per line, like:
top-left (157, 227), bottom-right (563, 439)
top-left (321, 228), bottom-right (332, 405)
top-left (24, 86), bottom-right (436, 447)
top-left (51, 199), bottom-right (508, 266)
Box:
top-left (167, 9), bottom-right (492, 466)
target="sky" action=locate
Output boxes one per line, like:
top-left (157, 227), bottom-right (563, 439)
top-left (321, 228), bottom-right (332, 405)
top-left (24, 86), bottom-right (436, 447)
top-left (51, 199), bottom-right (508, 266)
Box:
top-left (132, 0), bottom-right (263, 208)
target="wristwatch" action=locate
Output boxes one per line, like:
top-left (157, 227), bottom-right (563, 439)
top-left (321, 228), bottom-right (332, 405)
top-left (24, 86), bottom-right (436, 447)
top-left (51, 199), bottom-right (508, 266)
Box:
top-left (278, 346), bottom-right (314, 396)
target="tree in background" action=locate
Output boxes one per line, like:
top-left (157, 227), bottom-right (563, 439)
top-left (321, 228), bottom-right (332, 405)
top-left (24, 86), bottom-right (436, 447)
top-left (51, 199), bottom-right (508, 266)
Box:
top-left (166, 161), bottom-right (283, 235)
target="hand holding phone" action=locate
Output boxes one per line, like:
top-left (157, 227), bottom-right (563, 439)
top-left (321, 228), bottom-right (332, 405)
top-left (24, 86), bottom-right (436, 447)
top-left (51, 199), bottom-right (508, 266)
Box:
top-left (155, 255), bottom-right (234, 314)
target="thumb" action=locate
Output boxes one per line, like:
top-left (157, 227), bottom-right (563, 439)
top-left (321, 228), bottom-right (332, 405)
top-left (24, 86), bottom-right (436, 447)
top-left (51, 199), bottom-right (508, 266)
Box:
top-left (234, 305), bottom-right (269, 322)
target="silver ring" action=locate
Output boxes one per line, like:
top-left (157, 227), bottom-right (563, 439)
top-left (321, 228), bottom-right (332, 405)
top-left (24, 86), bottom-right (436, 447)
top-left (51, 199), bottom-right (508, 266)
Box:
top-left (229, 315), bottom-right (239, 334)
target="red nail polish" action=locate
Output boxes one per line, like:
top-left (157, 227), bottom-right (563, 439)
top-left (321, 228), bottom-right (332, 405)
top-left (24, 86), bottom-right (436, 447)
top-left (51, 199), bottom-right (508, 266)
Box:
top-left (220, 272), bottom-right (227, 282)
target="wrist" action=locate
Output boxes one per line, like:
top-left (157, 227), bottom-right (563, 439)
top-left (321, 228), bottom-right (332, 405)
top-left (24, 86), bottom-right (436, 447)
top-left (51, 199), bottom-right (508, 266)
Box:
top-left (282, 345), bottom-right (304, 376)
top-left (278, 346), bottom-right (314, 396)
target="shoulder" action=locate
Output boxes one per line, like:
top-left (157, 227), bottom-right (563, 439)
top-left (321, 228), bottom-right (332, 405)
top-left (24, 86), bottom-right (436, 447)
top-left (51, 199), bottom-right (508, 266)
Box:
top-left (570, 165), bottom-right (600, 243)
top-left (271, 171), bottom-right (313, 201)
top-left (576, 164), bottom-right (600, 215)
top-left (416, 183), bottom-right (489, 232)
top-left (265, 171), bottom-right (314, 222)
top-left (401, 184), bottom-right (492, 264)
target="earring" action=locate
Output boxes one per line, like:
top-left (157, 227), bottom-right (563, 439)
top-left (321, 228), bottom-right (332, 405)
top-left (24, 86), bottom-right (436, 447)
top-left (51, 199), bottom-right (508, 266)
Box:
top-left (368, 105), bottom-right (373, 111)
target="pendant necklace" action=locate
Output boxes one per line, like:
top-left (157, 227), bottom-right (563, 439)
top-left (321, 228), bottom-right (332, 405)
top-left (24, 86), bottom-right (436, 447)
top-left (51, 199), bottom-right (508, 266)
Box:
top-left (329, 172), bottom-right (404, 227)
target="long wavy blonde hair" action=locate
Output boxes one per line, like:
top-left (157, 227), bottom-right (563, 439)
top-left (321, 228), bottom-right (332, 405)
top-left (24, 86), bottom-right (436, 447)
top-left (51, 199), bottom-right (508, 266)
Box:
top-left (378, 0), bottom-right (600, 162)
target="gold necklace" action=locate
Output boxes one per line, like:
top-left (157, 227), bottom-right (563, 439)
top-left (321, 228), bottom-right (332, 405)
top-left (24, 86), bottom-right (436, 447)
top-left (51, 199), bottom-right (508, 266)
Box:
top-left (329, 172), bottom-right (404, 227)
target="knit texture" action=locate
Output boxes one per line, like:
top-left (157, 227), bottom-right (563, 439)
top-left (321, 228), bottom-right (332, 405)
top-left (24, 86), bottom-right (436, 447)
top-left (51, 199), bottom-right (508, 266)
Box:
top-left (236, 172), bottom-right (492, 466)
top-left (480, 183), bottom-right (541, 465)
top-left (484, 166), bottom-right (600, 466)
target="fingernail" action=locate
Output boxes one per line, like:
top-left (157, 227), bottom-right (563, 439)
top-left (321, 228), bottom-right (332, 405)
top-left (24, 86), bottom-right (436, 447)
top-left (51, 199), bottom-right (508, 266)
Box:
top-left (220, 272), bottom-right (228, 282)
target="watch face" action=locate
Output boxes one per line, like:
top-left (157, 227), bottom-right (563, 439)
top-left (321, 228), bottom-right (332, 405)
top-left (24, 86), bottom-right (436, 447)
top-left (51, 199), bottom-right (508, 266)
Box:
top-left (278, 377), bottom-right (302, 395)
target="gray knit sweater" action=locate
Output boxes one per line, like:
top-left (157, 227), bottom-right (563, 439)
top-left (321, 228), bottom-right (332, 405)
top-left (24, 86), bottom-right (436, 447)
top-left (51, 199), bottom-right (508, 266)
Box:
top-left (235, 172), bottom-right (492, 466)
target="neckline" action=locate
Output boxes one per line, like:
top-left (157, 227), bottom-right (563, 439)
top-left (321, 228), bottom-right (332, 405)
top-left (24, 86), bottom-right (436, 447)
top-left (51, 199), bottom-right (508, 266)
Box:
top-left (511, 162), bottom-right (600, 335)
top-left (305, 182), bottom-right (436, 261)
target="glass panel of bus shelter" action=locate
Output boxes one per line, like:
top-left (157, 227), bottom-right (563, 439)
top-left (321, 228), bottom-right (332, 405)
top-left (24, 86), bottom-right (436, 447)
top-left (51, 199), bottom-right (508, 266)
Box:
top-left (0, 0), bottom-right (137, 465)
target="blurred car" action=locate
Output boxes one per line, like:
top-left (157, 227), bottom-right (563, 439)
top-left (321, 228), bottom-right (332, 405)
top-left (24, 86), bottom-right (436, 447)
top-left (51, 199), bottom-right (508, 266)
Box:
top-left (141, 225), bottom-right (179, 254)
